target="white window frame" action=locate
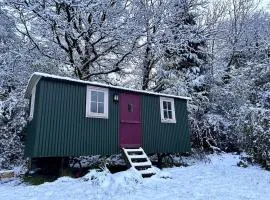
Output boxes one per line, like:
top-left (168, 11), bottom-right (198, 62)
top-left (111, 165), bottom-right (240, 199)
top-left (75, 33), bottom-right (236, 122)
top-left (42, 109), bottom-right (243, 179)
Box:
top-left (160, 97), bottom-right (176, 123)
top-left (29, 84), bottom-right (36, 121)
top-left (86, 86), bottom-right (109, 119)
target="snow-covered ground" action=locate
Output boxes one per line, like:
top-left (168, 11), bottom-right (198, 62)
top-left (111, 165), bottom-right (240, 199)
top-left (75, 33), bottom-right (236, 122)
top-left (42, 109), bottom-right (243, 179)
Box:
top-left (0, 153), bottom-right (269, 200)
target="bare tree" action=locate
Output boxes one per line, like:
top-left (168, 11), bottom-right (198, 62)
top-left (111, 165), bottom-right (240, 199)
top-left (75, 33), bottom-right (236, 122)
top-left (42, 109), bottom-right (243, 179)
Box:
top-left (8, 0), bottom-right (139, 80)
top-left (131, 0), bottom-right (169, 90)
top-left (225, 0), bottom-right (260, 70)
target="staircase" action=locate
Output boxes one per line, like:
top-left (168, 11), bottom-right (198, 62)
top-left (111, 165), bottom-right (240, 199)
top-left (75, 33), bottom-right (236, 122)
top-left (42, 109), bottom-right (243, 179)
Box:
top-left (122, 147), bottom-right (155, 177)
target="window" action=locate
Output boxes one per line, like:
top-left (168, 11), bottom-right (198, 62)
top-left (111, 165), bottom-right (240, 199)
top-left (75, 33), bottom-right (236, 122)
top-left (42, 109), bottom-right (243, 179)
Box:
top-left (86, 86), bottom-right (108, 118)
top-left (160, 97), bottom-right (176, 123)
top-left (128, 103), bottom-right (133, 112)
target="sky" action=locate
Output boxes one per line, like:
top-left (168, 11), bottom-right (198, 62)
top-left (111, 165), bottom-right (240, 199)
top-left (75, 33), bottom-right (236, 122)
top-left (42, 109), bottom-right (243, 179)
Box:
top-left (259, 0), bottom-right (270, 10)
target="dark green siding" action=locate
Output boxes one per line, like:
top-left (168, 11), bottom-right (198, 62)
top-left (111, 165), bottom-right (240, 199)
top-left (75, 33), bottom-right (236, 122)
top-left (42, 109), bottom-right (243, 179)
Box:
top-left (141, 95), bottom-right (190, 153)
top-left (25, 78), bottom-right (119, 157)
top-left (25, 78), bottom-right (190, 157)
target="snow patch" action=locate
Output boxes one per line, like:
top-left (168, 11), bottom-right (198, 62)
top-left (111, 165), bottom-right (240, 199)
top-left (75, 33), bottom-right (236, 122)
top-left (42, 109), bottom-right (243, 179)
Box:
top-left (0, 154), bottom-right (269, 200)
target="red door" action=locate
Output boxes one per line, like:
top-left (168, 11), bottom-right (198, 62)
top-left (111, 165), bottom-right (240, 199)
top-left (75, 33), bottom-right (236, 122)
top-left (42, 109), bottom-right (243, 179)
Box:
top-left (119, 92), bottom-right (142, 148)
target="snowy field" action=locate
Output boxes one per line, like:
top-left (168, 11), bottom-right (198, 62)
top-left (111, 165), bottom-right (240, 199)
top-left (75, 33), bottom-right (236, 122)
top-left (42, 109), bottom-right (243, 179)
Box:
top-left (0, 153), bottom-right (269, 200)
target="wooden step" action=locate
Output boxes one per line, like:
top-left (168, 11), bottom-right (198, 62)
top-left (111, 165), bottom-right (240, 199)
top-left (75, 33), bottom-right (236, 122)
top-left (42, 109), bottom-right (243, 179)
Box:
top-left (138, 168), bottom-right (155, 175)
top-left (134, 165), bottom-right (152, 171)
top-left (125, 148), bottom-right (143, 152)
top-left (132, 161), bottom-right (152, 167)
top-left (129, 155), bottom-right (146, 159)
top-left (122, 147), bottom-right (155, 178)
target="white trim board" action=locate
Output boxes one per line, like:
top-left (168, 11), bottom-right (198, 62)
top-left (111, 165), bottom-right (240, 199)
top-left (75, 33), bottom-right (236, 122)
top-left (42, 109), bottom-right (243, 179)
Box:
top-left (29, 84), bottom-right (36, 120)
top-left (25, 72), bottom-right (192, 100)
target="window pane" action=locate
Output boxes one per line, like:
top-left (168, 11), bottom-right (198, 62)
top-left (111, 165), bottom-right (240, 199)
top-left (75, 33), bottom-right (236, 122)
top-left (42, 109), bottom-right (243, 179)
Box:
top-left (163, 101), bottom-right (167, 109)
top-left (128, 104), bottom-right (133, 112)
top-left (164, 110), bottom-right (168, 119)
top-left (91, 101), bottom-right (97, 113)
top-left (98, 92), bottom-right (104, 102)
top-left (168, 111), bottom-right (172, 119)
top-left (168, 102), bottom-right (172, 110)
top-left (97, 102), bottom-right (104, 113)
top-left (91, 91), bottom-right (98, 102)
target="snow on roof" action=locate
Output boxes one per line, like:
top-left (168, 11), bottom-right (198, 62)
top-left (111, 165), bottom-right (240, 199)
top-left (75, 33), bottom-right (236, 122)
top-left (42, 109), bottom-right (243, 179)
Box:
top-left (25, 72), bottom-right (192, 100)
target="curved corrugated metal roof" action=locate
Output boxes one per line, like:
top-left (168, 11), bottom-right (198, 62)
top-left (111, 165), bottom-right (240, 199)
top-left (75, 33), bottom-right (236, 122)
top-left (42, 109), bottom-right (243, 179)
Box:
top-left (25, 72), bottom-right (192, 100)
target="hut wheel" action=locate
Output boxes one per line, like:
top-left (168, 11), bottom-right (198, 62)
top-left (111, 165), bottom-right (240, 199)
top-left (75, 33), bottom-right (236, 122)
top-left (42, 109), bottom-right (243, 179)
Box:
top-left (158, 153), bottom-right (174, 168)
top-left (69, 157), bottom-right (82, 169)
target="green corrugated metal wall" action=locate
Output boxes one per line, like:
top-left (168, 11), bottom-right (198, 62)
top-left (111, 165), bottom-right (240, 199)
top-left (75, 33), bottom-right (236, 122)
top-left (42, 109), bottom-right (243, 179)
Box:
top-left (141, 95), bottom-right (190, 153)
top-left (26, 78), bottom-right (119, 157)
top-left (25, 77), bottom-right (190, 157)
